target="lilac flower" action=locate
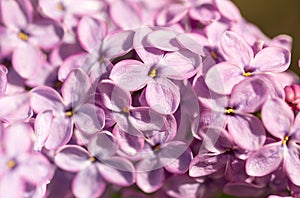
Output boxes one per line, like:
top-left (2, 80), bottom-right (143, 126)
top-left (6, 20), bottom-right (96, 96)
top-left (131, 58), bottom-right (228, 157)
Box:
top-left (205, 31), bottom-right (291, 94)
top-left (38, 0), bottom-right (105, 29)
top-left (193, 76), bottom-right (268, 150)
top-left (97, 79), bottom-right (173, 137)
top-left (0, 0), bottom-right (63, 79)
top-left (0, 122), bottom-right (53, 197)
top-left (136, 131), bottom-right (192, 193)
top-left (31, 69), bottom-right (105, 150)
top-left (55, 131), bottom-right (135, 198)
top-left (246, 97), bottom-right (300, 186)
top-left (189, 126), bottom-right (246, 180)
top-left (110, 27), bottom-right (201, 114)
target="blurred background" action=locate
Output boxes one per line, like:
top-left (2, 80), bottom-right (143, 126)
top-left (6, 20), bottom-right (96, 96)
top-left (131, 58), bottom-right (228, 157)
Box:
top-left (232, 0), bottom-right (300, 74)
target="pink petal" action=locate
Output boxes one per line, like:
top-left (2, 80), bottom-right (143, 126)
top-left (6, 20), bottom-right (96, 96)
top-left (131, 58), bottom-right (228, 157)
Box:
top-left (109, 60), bottom-right (151, 91)
top-left (109, 0), bottom-right (142, 29)
top-left (159, 49), bottom-right (201, 80)
top-left (199, 126), bottom-right (234, 153)
top-left (1, 0), bottom-right (32, 29)
top-left (88, 131), bottom-right (119, 159)
top-left (102, 30), bottom-right (134, 58)
top-left (0, 92), bottom-right (32, 122)
top-left (44, 115), bottom-right (73, 150)
top-left (189, 154), bottom-right (227, 177)
top-left (54, 145), bottom-right (91, 172)
top-left (27, 19), bottom-right (63, 50)
top-left (0, 65), bottom-right (8, 96)
top-left (189, 4), bottom-right (221, 24)
top-left (246, 143), bottom-right (283, 177)
top-left (34, 110), bottom-right (53, 151)
top-left (58, 53), bottom-right (87, 82)
top-left (12, 44), bottom-right (43, 79)
top-left (205, 62), bottom-right (244, 95)
top-left (146, 78), bottom-right (180, 115)
top-left (252, 47), bottom-right (291, 73)
top-left (19, 153), bottom-right (53, 185)
top-left (146, 29), bottom-right (179, 51)
top-left (284, 147), bottom-right (300, 186)
top-left (0, 172), bottom-right (24, 198)
top-left (160, 141), bottom-right (192, 174)
top-left (73, 103), bottom-right (105, 134)
top-left (3, 123), bottom-right (33, 157)
top-left (30, 86), bottom-right (64, 113)
top-left (61, 69), bottom-right (91, 107)
top-left (214, 0), bottom-right (242, 22)
top-left (133, 27), bottom-right (164, 65)
top-left (261, 97), bottom-right (294, 138)
top-left (230, 76), bottom-right (271, 113)
top-left (72, 165), bottom-right (106, 198)
top-left (155, 4), bottom-right (187, 26)
top-left (97, 80), bottom-right (131, 111)
top-left (38, 0), bottom-right (64, 21)
top-left (96, 156), bottom-right (135, 186)
top-left (164, 175), bottom-right (201, 198)
top-left (113, 125), bottom-right (144, 156)
top-left (221, 31), bottom-right (253, 66)
top-left (78, 16), bottom-right (107, 52)
top-left (128, 107), bottom-right (167, 132)
top-left (136, 159), bottom-right (164, 193)
top-left (227, 114), bottom-right (266, 150)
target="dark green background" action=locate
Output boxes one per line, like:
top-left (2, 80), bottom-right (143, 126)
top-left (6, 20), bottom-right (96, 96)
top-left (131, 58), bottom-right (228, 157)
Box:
top-left (232, 0), bottom-right (300, 74)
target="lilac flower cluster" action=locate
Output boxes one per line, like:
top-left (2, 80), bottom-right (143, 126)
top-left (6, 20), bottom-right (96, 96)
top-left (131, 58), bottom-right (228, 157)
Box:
top-left (0, 0), bottom-right (300, 197)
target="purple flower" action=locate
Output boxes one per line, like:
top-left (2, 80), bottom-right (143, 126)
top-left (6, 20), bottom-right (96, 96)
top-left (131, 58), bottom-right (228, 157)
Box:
top-left (31, 69), bottom-right (105, 150)
top-left (0, 122), bottom-right (53, 197)
top-left (0, 0), bottom-right (63, 79)
top-left (205, 31), bottom-right (291, 95)
top-left (55, 131), bottom-right (135, 198)
top-left (246, 97), bottom-right (300, 186)
top-left (110, 27), bottom-right (201, 114)
top-left (194, 76), bottom-right (268, 150)
top-left (136, 131), bottom-right (192, 193)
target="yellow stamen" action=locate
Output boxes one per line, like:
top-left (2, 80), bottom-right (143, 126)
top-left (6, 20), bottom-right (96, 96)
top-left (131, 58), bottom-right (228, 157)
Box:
top-left (99, 56), bottom-right (105, 63)
top-left (152, 144), bottom-right (160, 151)
top-left (56, 3), bottom-right (64, 11)
top-left (243, 72), bottom-right (252, 77)
top-left (210, 51), bottom-right (218, 59)
top-left (7, 160), bottom-right (16, 169)
top-left (282, 135), bottom-right (289, 145)
top-left (55, 81), bottom-right (63, 89)
top-left (18, 32), bottom-right (29, 41)
top-left (65, 111), bottom-right (74, 117)
top-left (122, 107), bottom-right (130, 113)
top-left (149, 69), bottom-right (156, 78)
top-left (89, 157), bottom-right (96, 162)
top-left (225, 107), bottom-right (234, 114)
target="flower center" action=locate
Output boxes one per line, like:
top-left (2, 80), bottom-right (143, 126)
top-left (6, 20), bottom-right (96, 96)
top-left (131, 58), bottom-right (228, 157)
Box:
top-left (18, 31), bottom-right (29, 41)
top-left (99, 56), bottom-right (105, 63)
top-left (282, 135), bottom-right (289, 145)
top-left (7, 159), bottom-right (16, 169)
top-left (243, 72), bottom-right (252, 77)
top-left (122, 107), bottom-right (130, 113)
top-left (65, 110), bottom-right (74, 117)
top-left (225, 107), bottom-right (235, 115)
top-left (89, 157), bottom-right (96, 162)
top-left (152, 143), bottom-right (161, 151)
top-left (56, 3), bottom-right (65, 11)
top-left (210, 51), bottom-right (218, 60)
top-left (149, 69), bottom-right (157, 78)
